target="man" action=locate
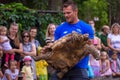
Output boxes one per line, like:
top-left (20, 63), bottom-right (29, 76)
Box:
top-left (30, 27), bottom-right (41, 49)
top-left (100, 25), bottom-right (110, 51)
top-left (30, 27), bottom-right (40, 80)
top-left (52, 1), bottom-right (94, 80)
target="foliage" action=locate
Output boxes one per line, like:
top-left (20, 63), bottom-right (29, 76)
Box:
top-left (0, 3), bottom-right (64, 46)
top-left (108, 0), bottom-right (120, 25)
top-left (25, 0), bottom-right (109, 31)
top-left (32, 0), bottom-right (49, 10)
top-left (75, 0), bottom-right (109, 31)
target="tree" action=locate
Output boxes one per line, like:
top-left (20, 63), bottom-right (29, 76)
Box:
top-left (78, 0), bottom-right (109, 31)
top-left (108, 0), bottom-right (120, 25)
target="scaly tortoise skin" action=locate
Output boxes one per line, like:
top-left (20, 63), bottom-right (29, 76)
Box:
top-left (34, 32), bottom-right (100, 79)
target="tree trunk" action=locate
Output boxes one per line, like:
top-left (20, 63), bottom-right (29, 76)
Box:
top-left (108, 0), bottom-right (120, 25)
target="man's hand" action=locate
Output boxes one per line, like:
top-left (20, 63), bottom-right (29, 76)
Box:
top-left (41, 45), bottom-right (52, 54)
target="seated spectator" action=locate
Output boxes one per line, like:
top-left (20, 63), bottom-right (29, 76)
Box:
top-left (100, 25), bottom-right (110, 51)
top-left (107, 23), bottom-right (120, 58)
top-left (2, 60), bottom-right (19, 80)
top-left (99, 51), bottom-right (112, 76)
top-left (90, 27), bottom-right (101, 77)
top-left (93, 36), bottom-right (101, 50)
top-left (110, 51), bottom-right (120, 77)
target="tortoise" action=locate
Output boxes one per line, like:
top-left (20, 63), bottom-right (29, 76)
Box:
top-left (34, 32), bottom-right (100, 79)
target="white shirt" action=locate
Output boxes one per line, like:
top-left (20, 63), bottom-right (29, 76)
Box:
top-left (2, 69), bottom-right (19, 80)
top-left (0, 36), bottom-right (12, 51)
top-left (108, 33), bottom-right (120, 48)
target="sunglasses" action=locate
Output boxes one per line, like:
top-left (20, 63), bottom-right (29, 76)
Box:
top-left (23, 35), bottom-right (29, 38)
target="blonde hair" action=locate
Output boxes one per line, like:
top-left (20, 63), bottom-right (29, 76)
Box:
top-left (100, 51), bottom-right (109, 59)
top-left (46, 23), bottom-right (56, 38)
top-left (0, 26), bottom-right (7, 35)
top-left (111, 23), bottom-right (120, 34)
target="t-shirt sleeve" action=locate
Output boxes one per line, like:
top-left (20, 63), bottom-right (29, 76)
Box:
top-left (54, 26), bottom-right (61, 40)
top-left (21, 66), bottom-right (26, 73)
top-left (84, 24), bottom-right (94, 39)
top-left (2, 41), bottom-right (12, 50)
top-left (5, 69), bottom-right (11, 75)
top-left (16, 69), bottom-right (19, 75)
top-left (2, 36), bottom-right (8, 41)
top-left (107, 34), bottom-right (111, 39)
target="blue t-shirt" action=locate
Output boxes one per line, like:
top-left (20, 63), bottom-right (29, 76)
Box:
top-left (54, 20), bottom-right (94, 68)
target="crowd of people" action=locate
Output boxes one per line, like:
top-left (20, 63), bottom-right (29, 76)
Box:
top-left (0, 1), bottom-right (120, 80)
top-left (88, 20), bottom-right (120, 79)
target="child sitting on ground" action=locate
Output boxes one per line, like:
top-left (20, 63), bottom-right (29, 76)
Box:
top-left (2, 60), bottom-right (19, 80)
top-left (110, 51), bottom-right (120, 77)
top-left (99, 51), bottom-right (112, 76)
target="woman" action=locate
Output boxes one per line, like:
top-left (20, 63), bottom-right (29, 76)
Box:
top-left (2, 22), bottom-right (23, 70)
top-left (21, 30), bottom-right (36, 80)
top-left (46, 23), bottom-right (57, 42)
top-left (46, 23), bottom-right (57, 80)
top-left (107, 23), bottom-right (120, 58)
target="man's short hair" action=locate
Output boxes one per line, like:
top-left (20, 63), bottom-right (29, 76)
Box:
top-left (63, 1), bottom-right (78, 10)
top-left (30, 27), bottom-right (37, 31)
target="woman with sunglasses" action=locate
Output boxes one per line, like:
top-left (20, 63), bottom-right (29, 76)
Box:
top-left (21, 30), bottom-right (37, 80)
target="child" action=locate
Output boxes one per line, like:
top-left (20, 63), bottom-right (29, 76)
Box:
top-left (21, 56), bottom-right (34, 80)
top-left (0, 70), bottom-right (3, 80)
top-left (110, 51), bottom-right (120, 77)
top-left (2, 60), bottom-right (19, 80)
top-left (87, 62), bottom-right (94, 79)
top-left (89, 36), bottom-right (101, 77)
top-left (35, 46), bottom-right (48, 80)
top-left (90, 54), bottom-right (100, 77)
top-left (99, 51), bottom-right (112, 76)
top-left (36, 60), bottom-right (48, 80)
top-left (0, 26), bottom-right (14, 67)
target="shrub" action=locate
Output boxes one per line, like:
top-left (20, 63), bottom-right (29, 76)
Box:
top-left (0, 3), bottom-right (64, 46)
